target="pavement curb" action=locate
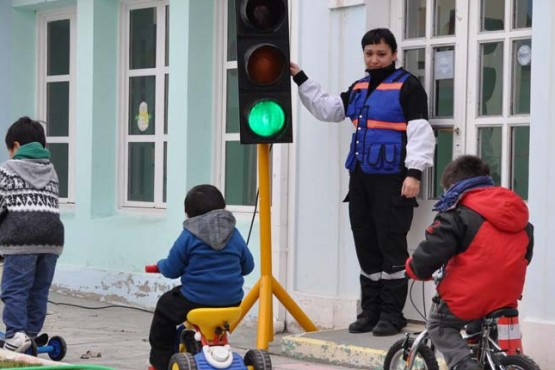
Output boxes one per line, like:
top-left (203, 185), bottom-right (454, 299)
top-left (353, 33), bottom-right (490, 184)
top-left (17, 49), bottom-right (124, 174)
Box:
top-left (281, 334), bottom-right (386, 369)
top-left (280, 333), bottom-right (448, 370)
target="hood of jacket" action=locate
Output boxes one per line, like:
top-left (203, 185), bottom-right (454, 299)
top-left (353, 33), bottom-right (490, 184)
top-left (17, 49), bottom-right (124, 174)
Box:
top-left (183, 209), bottom-right (236, 250)
top-left (2, 159), bottom-right (58, 189)
top-left (460, 187), bottom-right (529, 233)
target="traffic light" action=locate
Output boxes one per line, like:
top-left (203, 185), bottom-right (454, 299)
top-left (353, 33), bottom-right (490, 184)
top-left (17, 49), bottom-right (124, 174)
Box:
top-left (235, 0), bottom-right (292, 144)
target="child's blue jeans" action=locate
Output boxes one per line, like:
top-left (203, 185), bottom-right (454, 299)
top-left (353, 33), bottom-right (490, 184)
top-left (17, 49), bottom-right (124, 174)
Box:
top-left (1, 253), bottom-right (58, 338)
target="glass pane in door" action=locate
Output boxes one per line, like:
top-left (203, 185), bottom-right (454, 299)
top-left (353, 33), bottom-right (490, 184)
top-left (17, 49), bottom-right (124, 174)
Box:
top-left (430, 128), bottom-right (454, 198)
top-left (478, 127), bottom-right (502, 185)
top-left (513, 0), bottom-right (532, 29)
top-left (481, 0), bottom-right (505, 31)
top-left (404, 48), bottom-right (425, 84)
top-left (433, 46), bottom-right (455, 117)
top-left (405, 0), bottom-right (426, 39)
top-left (511, 126), bottom-right (529, 199)
top-left (434, 0), bottom-right (456, 36)
top-left (512, 39), bottom-right (531, 115)
top-left (479, 42), bottom-right (504, 116)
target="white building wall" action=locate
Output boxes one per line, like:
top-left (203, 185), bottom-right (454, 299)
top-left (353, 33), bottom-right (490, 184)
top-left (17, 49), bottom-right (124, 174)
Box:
top-left (521, 0), bottom-right (555, 368)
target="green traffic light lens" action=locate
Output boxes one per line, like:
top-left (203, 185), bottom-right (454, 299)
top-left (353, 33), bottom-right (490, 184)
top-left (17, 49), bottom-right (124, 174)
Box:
top-left (248, 100), bottom-right (285, 138)
top-left (245, 0), bottom-right (285, 31)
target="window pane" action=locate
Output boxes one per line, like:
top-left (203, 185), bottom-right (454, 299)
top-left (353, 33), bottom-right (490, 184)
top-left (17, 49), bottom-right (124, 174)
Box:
top-left (433, 47), bottom-right (454, 117)
top-left (479, 42), bottom-right (504, 116)
top-left (404, 48), bottom-right (425, 84)
top-left (47, 82), bottom-right (69, 137)
top-left (226, 69), bottom-right (240, 133)
top-left (481, 0), bottom-right (505, 31)
top-left (513, 0), bottom-right (532, 28)
top-left (48, 143), bottom-right (68, 199)
top-left (130, 8), bottom-right (157, 69)
top-left (163, 142), bottom-right (167, 203)
top-left (511, 126), bottom-right (529, 199)
top-left (47, 20), bottom-right (70, 76)
top-left (434, 0), bottom-right (456, 36)
top-left (405, 0), bottom-right (426, 39)
top-left (225, 141), bottom-right (257, 205)
top-left (129, 76), bottom-right (156, 135)
top-left (512, 40), bottom-right (531, 115)
top-left (227, 0), bottom-right (237, 61)
top-left (431, 128), bottom-right (453, 198)
top-left (478, 127), bottom-right (502, 185)
top-left (164, 74), bottom-right (169, 134)
top-left (128, 142), bottom-right (155, 202)
top-left (165, 6), bottom-right (170, 67)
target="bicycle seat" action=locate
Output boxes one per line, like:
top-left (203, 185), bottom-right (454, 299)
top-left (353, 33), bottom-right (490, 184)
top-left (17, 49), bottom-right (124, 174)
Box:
top-left (485, 307), bottom-right (518, 319)
top-left (186, 307), bottom-right (242, 340)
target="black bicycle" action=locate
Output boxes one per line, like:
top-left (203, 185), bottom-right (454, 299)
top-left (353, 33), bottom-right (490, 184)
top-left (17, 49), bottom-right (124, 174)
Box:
top-left (383, 307), bottom-right (541, 370)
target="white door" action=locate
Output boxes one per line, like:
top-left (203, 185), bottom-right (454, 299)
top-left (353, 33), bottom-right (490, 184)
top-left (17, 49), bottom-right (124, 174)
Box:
top-left (390, 0), bottom-right (532, 322)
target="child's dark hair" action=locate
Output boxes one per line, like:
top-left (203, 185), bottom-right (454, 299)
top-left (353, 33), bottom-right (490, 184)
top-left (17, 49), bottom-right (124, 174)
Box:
top-left (184, 184), bottom-right (226, 218)
top-left (361, 28), bottom-right (398, 53)
top-left (5, 116), bottom-right (47, 150)
top-left (441, 155), bottom-right (490, 189)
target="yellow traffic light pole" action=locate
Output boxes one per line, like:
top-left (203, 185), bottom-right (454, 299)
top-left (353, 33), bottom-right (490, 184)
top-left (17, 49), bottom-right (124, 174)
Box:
top-left (231, 144), bottom-right (318, 349)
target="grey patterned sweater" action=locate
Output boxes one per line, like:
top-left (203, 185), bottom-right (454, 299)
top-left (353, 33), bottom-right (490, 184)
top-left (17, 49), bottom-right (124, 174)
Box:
top-left (0, 159), bottom-right (64, 255)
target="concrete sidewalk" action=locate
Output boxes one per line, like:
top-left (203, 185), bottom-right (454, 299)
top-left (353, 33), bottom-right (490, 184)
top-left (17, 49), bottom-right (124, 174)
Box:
top-left (0, 292), bottom-right (445, 369)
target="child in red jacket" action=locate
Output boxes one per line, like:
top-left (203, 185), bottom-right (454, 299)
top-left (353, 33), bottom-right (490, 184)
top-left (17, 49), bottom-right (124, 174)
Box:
top-left (405, 155), bottom-right (533, 370)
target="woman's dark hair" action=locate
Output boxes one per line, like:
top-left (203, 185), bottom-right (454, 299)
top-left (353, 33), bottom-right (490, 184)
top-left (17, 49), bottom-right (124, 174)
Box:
top-left (184, 184), bottom-right (226, 218)
top-left (441, 155), bottom-right (490, 189)
top-left (5, 116), bottom-right (47, 150)
top-left (361, 28), bottom-right (398, 53)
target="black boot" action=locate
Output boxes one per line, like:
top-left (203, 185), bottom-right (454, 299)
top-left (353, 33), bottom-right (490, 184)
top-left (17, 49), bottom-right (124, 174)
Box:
top-left (349, 276), bottom-right (382, 333)
top-left (372, 278), bottom-right (408, 336)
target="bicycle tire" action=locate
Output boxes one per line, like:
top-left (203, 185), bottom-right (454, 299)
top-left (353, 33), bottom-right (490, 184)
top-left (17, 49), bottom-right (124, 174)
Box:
top-left (496, 354), bottom-right (542, 370)
top-left (384, 338), bottom-right (439, 370)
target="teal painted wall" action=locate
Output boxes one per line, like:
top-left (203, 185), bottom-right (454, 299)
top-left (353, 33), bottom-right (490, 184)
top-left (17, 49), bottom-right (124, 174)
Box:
top-left (5, 0), bottom-right (261, 293)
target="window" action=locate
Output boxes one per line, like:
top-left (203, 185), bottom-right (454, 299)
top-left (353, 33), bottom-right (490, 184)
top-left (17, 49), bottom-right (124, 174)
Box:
top-left (470, 0), bottom-right (532, 199)
top-left (122, 3), bottom-right (169, 207)
top-left (219, 0), bottom-right (258, 208)
top-left (38, 11), bottom-right (76, 203)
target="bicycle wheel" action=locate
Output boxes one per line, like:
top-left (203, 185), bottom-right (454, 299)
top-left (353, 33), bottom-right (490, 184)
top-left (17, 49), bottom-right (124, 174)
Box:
top-left (384, 338), bottom-right (439, 370)
top-left (496, 354), bottom-right (541, 370)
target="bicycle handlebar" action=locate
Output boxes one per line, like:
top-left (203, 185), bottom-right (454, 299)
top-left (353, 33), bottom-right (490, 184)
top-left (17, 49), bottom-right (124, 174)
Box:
top-left (145, 264), bottom-right (159, 273)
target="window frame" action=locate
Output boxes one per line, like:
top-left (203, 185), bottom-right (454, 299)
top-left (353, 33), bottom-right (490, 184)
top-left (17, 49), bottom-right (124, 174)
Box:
top-left (119, 0), bottom-right (169, 209)
top-left (37, 9), bottom-right (77, 205)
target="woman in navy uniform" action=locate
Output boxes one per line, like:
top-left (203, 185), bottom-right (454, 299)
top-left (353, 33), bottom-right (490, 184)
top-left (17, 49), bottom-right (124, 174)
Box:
top-left (291, 28), bottom-right (435, 336)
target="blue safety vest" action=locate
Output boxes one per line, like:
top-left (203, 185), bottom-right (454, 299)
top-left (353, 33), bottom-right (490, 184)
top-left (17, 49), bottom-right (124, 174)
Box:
top-left (345, 69), bottom-right (410, 174)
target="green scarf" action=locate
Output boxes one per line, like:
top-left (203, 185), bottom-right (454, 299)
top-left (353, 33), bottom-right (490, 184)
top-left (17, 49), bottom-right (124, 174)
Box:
top-left (13, 142), bottom-right (51, 160)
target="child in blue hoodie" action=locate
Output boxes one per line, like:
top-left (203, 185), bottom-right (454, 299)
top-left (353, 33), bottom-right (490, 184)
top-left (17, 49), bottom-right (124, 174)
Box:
top-left (148, 184), bottom-right (254, 370)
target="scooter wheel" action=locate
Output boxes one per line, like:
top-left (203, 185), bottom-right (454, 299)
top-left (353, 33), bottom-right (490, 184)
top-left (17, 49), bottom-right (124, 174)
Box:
top-left (47, 336), bottom-right (67, 361)
top-left (169, 352), bottom-right (198, 370)
top-left (244, 349), bottom-right (272, 370)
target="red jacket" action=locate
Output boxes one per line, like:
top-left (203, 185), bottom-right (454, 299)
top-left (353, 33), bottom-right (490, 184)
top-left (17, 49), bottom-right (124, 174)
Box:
top-left (406, 187), bottom-right (533, 320)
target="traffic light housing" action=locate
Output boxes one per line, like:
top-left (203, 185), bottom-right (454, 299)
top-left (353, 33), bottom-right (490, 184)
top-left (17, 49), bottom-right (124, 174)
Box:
top-left (235, 0), bottom-right (292, 144)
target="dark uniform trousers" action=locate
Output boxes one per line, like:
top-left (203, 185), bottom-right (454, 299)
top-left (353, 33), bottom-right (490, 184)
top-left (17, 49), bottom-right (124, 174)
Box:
top-left (348, 165), bottom-right (416, 325)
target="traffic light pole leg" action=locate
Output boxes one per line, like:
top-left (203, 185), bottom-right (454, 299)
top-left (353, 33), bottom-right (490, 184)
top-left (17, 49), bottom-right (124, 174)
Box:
top-left (271, 276), bottom-right (318, 332)
top-left (257, 275), bottom-right (274, 349)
